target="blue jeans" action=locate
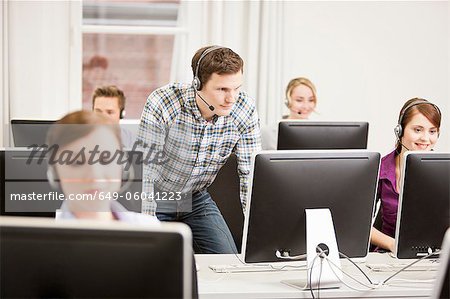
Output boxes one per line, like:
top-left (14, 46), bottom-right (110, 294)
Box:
top-left (156, 190), bottom-right (238, 254)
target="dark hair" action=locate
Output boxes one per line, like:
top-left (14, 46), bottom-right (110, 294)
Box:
top-left (47, 110), bottom-right (121, 149)
top-left (92, 85), bottom-right (125, 111)
top-left (395, 98), bottom-right (442, 153)
top-left (191, 46), bottom-right (243, 89)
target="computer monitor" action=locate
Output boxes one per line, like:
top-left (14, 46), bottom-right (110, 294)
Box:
top-left (0, 217), bottom-right (192, 298)
top-left (1, 148), bottom-right (143, 216)
top-left (11, 119), bottom-right (56, 147)
top-left (395, 152), bottom-right (450, 259)
top-left (277, 121), bottom-right (369, 150)
top-left (432, 228), bottom-right (450, 299)
top-left (242, 150), bottom-right (380, 263)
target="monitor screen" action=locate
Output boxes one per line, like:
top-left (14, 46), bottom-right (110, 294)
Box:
top-left (11, 119), bottom-right (56, 147)
top-left (242, 150), bottom-right (380, 263)
top-left (0, 217), bottom-right (192, 298)
top-left (277, 121), bottom-right (369, 150)
top-left (1, 148), bottom-right (143, 216)
top-left (395, 152), bottom-right (450, 259)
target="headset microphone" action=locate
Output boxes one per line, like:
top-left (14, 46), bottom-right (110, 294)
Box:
top-left (297, 111), bottom-right (302, 115)
top-left (399, 140), bottom-right (410, 151)
top-left (192, 46), bottom-right (225, 113)
top-left (196, 92), bottom-right (215, 111)
top-left (394, 128), bottom-right (410, 151)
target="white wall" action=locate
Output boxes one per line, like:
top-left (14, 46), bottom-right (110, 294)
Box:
top-left (6, 1), bottom-right (81, 137)
top-left (282, 1), bottom-right (448, 154)
top-left (3, 1), bottom-right (448, 153)
top-left (1, 1), bottom-right (8, 147)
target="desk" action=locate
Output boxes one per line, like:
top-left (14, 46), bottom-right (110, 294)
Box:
top-left (196, 253), bottom-right (438, 298)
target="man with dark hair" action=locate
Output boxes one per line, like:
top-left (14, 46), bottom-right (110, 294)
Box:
top-left (92, 85), bottom-right (134, 147)
top-left (137, 46), bottom-right (261, 254)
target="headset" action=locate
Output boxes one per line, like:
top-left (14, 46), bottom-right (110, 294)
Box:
top-left (394, 98), bottom-right (441, 139)
top-left (192, 46), bottom-right (227, 112)
top-left (120, 109), bottom-right (126, 119)
top-left (192, 46), bottom-right (225, 91)
top-left (285, 86), bottom-right (294, 108)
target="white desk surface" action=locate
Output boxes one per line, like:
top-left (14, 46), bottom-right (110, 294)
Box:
top-left (196, 252), bottom-right (438, 299)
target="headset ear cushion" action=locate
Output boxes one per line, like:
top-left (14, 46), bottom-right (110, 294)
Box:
top-left (192, 77), bottom-right (201, 91)
top-left (285, 98), bottom-right (290, 108)
top-left (120, 109), bottom-right (125, 119)
top-left (47, 166), bottom-right (60, 190)
top-left (394, 124), bottom-right (402, 138)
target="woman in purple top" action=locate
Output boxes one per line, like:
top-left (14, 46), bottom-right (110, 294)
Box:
top-left (370, 98), bottom-right (442, 252)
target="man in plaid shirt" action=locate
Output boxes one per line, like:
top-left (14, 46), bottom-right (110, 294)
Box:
top-left (137, 46), bottom-right (261, 254)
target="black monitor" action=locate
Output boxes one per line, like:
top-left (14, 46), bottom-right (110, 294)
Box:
top-left (1, 148), bottom-right (143, 216)
top-left (277, 121), bottom-right (369, 150)
top-left (0, 217), bottom-right (192, 298)
top-left (11, 119), bottom-right (56, 147)
top-left (242, 150), bottom-right (380, 263)
top-left (395, 152), bottom-right (450, 259)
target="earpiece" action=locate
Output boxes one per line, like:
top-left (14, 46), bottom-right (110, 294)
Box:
top-left (192, 46), bottom-right (225, 91)
top-left (394, 98), bottom-right (441, 139)
top-left (47, 165), bottom-right (60, 190)
top-left (394, 124), bottom-right (403, 139)
top-left (284, 98), bottom-right (290, 108)
top-left (120, 109), bottom-right (126, 119)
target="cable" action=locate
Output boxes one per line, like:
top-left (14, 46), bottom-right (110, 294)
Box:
top-left (308, 254), bottom-right (319, 299)
top-left (269, 264), bottom-right (307, 271)
top-left (318, 258), bottom-right (323, 299)
top-left (381, 249), bottom-right (440, 285)
top-left (275, 250), bottom-right (307, 260)
top-left (338, 251), bottom-right (374, 284)
top-left (307, 247), bottom-right (329, 299)
top-left (326, 258), bottom-right (379, 292)
top-left (325, 255), bottom-right (378, 290)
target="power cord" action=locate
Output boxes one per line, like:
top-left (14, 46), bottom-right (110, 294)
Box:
top-left (326, 257), bottom-right (379, 292)
top-left (326, 255), bottom-right (379, 290)
top-left (308, 254), bottom-right (320, 298)
top-left (381, 249), bottom-right (440, 285)
top-left (338, 251), bottom-right (374, 284)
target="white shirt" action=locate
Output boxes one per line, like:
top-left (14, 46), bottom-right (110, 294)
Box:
top-left (56, 201), bottom-right (160, 225)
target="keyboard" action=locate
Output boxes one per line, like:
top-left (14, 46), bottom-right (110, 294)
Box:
top-left (365, 261), bottom-right (439, 272)
top-left (209, 263), bottom-right (307, 273)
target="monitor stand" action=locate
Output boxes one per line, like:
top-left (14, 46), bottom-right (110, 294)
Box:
top-left (282, 208), bottom-right (342, 290)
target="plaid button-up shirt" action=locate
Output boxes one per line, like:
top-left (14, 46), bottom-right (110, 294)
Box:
top-left (137, 83), bottom-right (261, 215)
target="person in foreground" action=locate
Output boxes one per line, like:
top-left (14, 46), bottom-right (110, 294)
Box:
top-left (45, 110), bottom-right (198, 298)
top-left (46, 110), bottom-right (159, 223)
top-left (370, 98), bottom-right (442, 252)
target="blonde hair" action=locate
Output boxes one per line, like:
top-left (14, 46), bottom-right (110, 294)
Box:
top-left (285, 77), bottom-right (317, 108)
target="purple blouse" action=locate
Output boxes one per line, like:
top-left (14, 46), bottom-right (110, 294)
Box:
top-left (378, 150), bottom-right (399, 238)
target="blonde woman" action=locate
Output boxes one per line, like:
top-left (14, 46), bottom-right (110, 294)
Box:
top-left (261, 77), bottom-right (318, 149)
